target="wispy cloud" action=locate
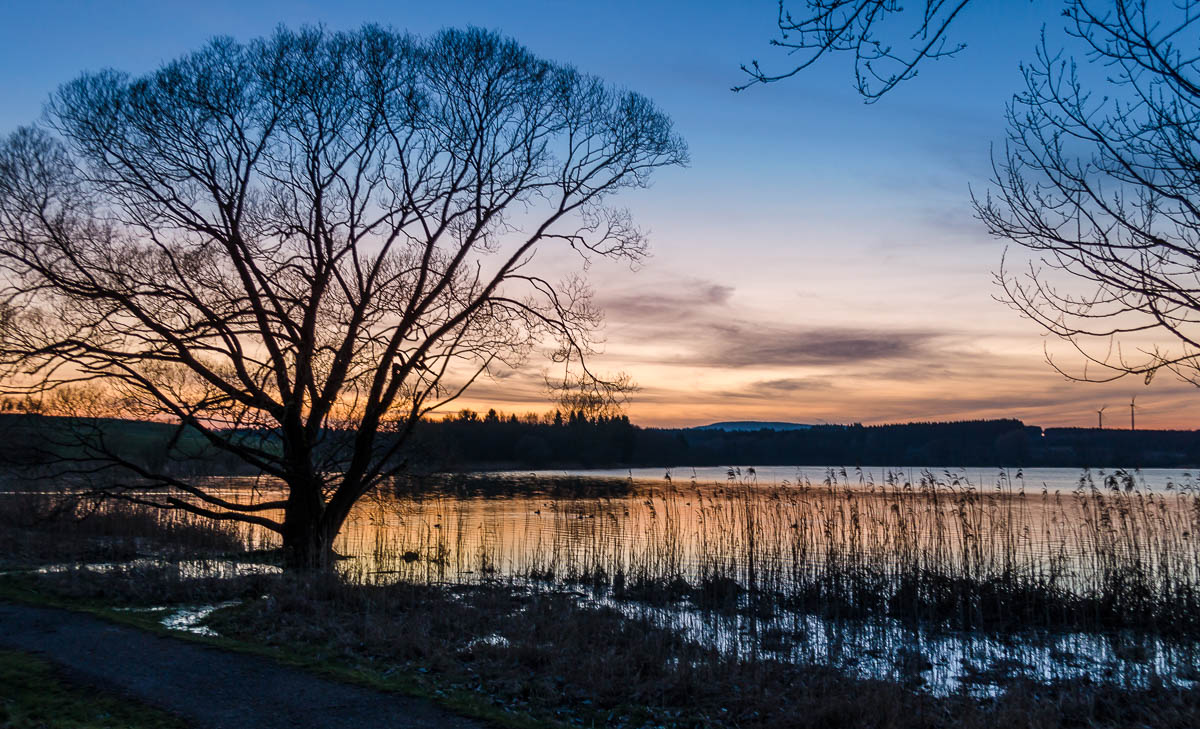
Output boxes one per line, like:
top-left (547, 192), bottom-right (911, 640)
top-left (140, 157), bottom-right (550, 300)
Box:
top-left (682, 323), bottom-right (937, 368)
top-left (441, 275), bottom-right (1199, 430)
top-left (598, 277), bottom-right (941, 368)
top-left (600, 279), bottom-right (733, 321)
top-left (715, 377), bottom-right (835, 400)
top-left (748, 377), bottom-right (833, 393)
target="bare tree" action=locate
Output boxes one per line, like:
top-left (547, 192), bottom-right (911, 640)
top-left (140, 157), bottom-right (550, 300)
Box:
top-left (741, 1), bottom-right (1200, 395)
top-left (0, 26), bottom-right (686, 568)
top-left (737, 0), bottom-right (977, 100)
top-left (978, 2), bottom-right (1200, 390)
top-left (547, 370), bottom-right (637, 420)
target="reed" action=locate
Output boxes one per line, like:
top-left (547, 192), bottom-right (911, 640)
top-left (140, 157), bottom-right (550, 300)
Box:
top-left (6, 469), bottom-right (1200, 724)
top-left (10, 468), bottom-right (1198, 638)
top-left (0, 490), bottom-right (250, 566)
top-left (347, 468), bottom-right (1200, 638)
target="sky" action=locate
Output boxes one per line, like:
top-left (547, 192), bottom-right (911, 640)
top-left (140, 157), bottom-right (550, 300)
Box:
top-left (1, 0), bottom-right (1196, 429)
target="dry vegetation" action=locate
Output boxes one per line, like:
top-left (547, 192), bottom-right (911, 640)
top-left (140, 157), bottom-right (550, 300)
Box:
top-left (3, 469), bottom-right (1200, 728)
top-left (0, 491), bottom-right (247, 568)
top-left (361, 470), bottom-right (1200, 636)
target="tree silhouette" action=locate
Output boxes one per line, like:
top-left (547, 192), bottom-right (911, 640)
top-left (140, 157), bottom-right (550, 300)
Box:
top-left (737, 0), bottom-right (976, 100)
top-left (979, 2), bottom-right (1200, 389)
top-left (742, 2), bottom-right (1200, 393)
top-left (0, 25), bottom-right (686, 568)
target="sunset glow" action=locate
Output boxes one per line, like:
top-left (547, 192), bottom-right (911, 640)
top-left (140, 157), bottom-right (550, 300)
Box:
top-left (1, 1), bottom-right (1194, 429)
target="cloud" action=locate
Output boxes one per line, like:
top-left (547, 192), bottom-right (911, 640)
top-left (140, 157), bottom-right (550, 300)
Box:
top-left (750, 377), bottom-right (832, 393)
top-left (624, 321), bottom-right (940, 369)
top-left (691, 324), bottom-right (935, 367)
top-left (599, 279), bottom-right (733, 321)
top-left (597, 276), bottom-right (943, 368)
top-left (441, 368), bottom-right (548, 407)
top-left (715, 377), bottom-right (835, 400)
top-left (438, 274), bottom-right (1200, 431)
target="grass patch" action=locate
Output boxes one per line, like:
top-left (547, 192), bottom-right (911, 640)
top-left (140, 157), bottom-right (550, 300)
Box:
top-left (0, 649), bottom-right (187, 729)
top-left (0, 491), bottom-right (248, 569)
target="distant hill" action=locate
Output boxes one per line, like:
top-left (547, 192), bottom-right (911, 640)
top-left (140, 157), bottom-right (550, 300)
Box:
top-left (693, 421), bottom-right (815, 432)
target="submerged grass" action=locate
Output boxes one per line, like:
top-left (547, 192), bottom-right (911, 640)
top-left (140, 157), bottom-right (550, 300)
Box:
top-left (0, 491), bottom-right (248, 568)
top-left (200, 574), bottom-right (1200, 729)
top-left (15, 562), bottom-right (1200, 729)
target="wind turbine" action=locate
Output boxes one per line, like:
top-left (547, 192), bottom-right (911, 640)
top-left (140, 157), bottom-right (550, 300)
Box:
top-left (1097, 405), bottom-right (1107, 430)
top-left (1130, 396), bottom-right (1137, 431)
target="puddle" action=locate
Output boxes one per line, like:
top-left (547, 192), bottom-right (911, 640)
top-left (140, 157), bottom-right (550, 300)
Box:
top-left (467, 633), bottom-right (511, 649)
top-left (576, 592), bottom-right (1200, 696)
top-left (30, 558), bottom-right (280, 579)
top-left (159, 601), bottom-right (241, 636)
top-left (112, 600), bottom-right (240, 637)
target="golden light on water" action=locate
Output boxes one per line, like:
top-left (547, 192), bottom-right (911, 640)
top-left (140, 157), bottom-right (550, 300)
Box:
top-left (191, 471), bottom-right (1200, 595)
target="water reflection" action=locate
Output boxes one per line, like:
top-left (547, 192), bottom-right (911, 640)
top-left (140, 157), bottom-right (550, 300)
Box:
top-left (116, 601), bottom-right (243, 637)
top-left (335, 468), bottom-right (1200, 693)
top-left (47, 466), bottom-right (1200, 694)
top-left (489, 466), bottom-right (1200, 493)
top-left (595, 596), bottom-right (1198, 696)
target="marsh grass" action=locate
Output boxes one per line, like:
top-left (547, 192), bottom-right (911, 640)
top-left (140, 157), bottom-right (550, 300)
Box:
top-left (7, 468), bottom-right (1200, 638)
top-left (0, 491), bottom-right (249, 567)
top-left (350, 469), bottom-right (1200, 638)
top-left (6, 469), bottom-right (1200, 727)
top-left (201, 572), bottom-right (1200, 729)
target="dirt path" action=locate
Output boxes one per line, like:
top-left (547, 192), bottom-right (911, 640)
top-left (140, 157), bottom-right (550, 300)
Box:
top-left (0, 601), bottom-right (490, 729)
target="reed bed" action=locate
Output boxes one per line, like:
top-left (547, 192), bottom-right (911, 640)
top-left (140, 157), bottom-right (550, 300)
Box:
top-left (343, 469), bottom-right (1200, 637)
top-left (5, 468), bottom-right (1200, 718)
top-left (0, 490), bottom-right (251, 566)
top-left (7, 468), bottom-right (1198, 638)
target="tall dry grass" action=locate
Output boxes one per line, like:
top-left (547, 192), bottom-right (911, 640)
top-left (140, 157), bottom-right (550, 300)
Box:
top-left (7, 467), bottom-right (1200, 636)
top-left (0, 491), bottom-right (251, 565)
top-left (343, 469), bottom-right (1200, 636)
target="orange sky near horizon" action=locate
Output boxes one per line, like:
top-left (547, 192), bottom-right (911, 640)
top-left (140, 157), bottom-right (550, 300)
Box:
top-left (4, 2), bottom-right (1199, 433)
top-left (448, 262), bottom-right (1200, 432)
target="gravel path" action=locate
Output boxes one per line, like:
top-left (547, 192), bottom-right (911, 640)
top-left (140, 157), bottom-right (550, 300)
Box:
top-left (0, 601), bottom-right (490, 729)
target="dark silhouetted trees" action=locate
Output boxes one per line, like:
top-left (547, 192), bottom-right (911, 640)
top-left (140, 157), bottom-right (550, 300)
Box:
top-left (979, 3), bottom-right (1200, 391)
top-left (743, 2), bottom-right (1200, 398)
top-left (0, 26), bottom-right (686, 568)
top-left (4, 410), bottom-right (1199, 473)
top-left (738, 0), bottom-right (974, 100)
top-left (402, 414), bottom-right (1200, 469)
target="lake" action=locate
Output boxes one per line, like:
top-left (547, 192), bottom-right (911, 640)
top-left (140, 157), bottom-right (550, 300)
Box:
top-left (17, 464), bottom-right (1200, 695)
top-left (490, 465), bottom-right (1200, 492)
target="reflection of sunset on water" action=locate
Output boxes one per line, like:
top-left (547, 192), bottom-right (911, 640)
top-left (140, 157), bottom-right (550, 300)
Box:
top-left (14, 467), bottom-right (1200, 694)
top-left (191, 469), bottom-right (1200, 608)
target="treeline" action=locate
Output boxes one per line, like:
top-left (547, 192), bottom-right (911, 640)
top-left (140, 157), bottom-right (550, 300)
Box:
top-left (405, 409), bottom-right (639, 469)
top-left (410, 412), bottom-right (1200, 469)
top-left (4, 409), bottom-right (1200, 475)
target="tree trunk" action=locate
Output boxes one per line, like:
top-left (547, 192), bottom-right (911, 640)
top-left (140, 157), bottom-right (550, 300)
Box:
top-left (281, 525), bottom-right (334, 570)
top-left (281, 487), bottom-right (334, 570)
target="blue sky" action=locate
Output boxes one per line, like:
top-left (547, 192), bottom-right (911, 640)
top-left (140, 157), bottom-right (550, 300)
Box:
top-left (2, 1), bottom-right (1191, 428)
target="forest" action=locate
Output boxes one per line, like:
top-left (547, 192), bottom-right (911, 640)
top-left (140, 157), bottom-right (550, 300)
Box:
top-left (4, 410), bottom-right (1199, 475)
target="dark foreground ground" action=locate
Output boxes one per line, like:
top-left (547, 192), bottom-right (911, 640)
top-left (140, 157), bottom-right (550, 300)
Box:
top-left (0, 601), bottom-right (486, 729)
